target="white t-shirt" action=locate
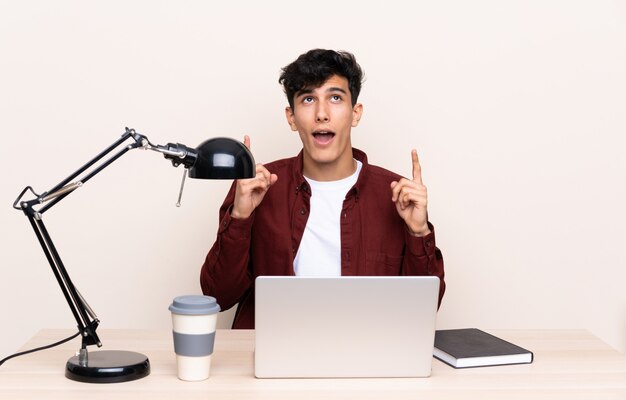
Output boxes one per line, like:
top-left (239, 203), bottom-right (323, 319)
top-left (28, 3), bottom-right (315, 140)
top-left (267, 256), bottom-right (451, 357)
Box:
top-left (293, 160), bottom-right (363, 276)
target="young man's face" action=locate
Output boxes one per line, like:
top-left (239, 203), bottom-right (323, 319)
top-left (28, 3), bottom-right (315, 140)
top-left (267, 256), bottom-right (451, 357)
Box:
top-left (285, 74), bottom-right (363, 181)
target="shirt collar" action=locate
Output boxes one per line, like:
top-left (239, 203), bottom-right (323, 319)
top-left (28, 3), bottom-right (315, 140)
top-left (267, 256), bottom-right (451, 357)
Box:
top-left (292, 148), bottom-right (369, 198)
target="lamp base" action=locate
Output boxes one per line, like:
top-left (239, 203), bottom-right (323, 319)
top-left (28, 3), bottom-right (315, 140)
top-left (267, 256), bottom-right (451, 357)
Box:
top-left (65, 350), bottom-right (150, 383)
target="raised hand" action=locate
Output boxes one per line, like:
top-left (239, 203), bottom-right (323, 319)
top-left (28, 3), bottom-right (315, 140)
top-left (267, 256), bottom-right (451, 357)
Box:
top-left (390, 149), bottom-right (431, 236)
top-left (231, 135), bottom-right (278, 219)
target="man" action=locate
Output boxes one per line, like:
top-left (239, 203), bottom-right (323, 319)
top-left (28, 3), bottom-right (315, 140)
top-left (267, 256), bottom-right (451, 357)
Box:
top-left (200, 49), bottom-right (445, 328)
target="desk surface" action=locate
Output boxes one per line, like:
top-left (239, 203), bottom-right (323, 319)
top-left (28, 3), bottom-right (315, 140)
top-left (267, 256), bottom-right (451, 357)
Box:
top-left (1, 329), bottom-right (625, 400)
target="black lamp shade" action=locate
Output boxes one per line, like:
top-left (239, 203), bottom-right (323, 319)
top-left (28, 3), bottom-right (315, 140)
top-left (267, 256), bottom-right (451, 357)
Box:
top-left (188, 138), bottom-right (255, 180)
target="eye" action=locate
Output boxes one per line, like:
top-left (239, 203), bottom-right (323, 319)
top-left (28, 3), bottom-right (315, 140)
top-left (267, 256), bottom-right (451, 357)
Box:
top-left (302, 96), bottom-right (314, 104)
top-left (331, 95), bottom-right (342, 102)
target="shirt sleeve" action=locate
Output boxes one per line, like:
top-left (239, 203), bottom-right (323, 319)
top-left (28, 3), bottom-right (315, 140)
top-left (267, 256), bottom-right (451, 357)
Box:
top-left (401, 222), bottom-right (446, 308)
top-left (200, 182), bottom-right (255, 311)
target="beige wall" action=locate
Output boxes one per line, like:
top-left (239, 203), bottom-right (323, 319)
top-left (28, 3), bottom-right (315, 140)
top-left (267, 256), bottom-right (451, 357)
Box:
top-left (1, 0), bottom-right (624, 360)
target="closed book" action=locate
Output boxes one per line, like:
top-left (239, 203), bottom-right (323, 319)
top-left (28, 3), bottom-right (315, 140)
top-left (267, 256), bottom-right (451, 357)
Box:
top-left (433, 328), bottom-right (533, 368)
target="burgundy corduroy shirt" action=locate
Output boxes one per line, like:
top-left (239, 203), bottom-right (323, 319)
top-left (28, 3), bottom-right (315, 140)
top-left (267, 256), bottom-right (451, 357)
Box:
top-left (200, 148), bottom-right (445, 329)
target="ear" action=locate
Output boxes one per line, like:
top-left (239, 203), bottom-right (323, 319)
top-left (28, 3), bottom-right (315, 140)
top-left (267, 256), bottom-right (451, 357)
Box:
top-left (285, 107), bottom-right (298, 131)
top-left (351, 103), bottom-right (363, 127)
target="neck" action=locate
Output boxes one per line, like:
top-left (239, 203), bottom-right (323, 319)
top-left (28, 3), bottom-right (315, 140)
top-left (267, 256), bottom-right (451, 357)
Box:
top-left (303, 155), bottom-right (356, 182)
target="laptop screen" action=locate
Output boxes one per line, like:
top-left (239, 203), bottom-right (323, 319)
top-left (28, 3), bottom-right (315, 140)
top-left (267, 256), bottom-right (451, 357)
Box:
top-left (254, 276), bottom-right (440, 378)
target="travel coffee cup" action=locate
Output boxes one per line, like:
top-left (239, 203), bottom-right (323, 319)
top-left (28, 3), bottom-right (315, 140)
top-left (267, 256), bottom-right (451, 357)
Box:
top-left (169, 295), bottom-right (220, 381)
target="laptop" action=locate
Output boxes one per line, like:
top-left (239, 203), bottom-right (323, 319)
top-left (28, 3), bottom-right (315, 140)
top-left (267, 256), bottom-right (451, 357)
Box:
top-left (254, 276), bottom-right (440, 378)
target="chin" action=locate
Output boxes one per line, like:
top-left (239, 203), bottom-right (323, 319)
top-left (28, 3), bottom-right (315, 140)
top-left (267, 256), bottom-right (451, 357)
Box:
top-left (308, 149), bottom-right (339, 164)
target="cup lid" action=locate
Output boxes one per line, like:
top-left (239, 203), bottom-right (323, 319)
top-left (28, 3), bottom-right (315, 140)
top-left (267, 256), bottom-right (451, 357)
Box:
top-left (169, 295), bottom-right (221, 315)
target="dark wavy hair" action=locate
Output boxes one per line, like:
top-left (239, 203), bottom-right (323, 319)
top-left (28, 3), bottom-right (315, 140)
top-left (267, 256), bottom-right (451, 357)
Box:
top-left (279, 49), bottom-right (364, 109)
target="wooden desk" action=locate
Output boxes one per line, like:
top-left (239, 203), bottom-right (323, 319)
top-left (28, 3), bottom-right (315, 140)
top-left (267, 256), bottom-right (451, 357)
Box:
top-left (1, 329), bottom-right (625, 399)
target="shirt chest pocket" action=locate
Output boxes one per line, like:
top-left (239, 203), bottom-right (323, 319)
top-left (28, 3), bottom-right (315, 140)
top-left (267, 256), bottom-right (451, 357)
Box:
top-left (365, 251), bottom-right (403, 275)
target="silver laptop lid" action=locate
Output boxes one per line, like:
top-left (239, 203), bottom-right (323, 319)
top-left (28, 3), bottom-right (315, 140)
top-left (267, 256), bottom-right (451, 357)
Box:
top-left (254, 276), bottom-right (440, 378)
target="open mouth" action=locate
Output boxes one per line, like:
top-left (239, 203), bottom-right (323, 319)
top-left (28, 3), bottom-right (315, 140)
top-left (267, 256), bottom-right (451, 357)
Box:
top-left (312, 130), bottom-right (335, 145)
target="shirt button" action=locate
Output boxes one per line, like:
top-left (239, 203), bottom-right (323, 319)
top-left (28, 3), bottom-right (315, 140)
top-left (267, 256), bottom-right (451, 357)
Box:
top-left (300, 207), bottom-right (307, 215)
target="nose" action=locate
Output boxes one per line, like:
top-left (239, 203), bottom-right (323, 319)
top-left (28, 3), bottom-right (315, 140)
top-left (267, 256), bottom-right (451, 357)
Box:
top-left (316, 104), bottom-right (329, 123)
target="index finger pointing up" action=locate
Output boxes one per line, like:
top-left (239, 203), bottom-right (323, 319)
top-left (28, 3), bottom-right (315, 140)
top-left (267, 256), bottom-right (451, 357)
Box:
top-left (412, 149), bottom-right (423, 184)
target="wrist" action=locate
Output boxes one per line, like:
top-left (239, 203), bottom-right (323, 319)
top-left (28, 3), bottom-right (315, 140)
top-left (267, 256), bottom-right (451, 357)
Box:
top-left (230, 208), bottom-right (251, 220)
top-left (407, 224), bottom-right (430, 237)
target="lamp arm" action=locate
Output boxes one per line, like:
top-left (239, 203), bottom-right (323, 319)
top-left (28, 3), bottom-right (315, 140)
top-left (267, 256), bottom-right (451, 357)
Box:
top-left (145, 142), bottom-right (198, 169)
top-left (25, 213), bottom-right (103, 349)
top-left (13, 127), bottom-right (190, 352)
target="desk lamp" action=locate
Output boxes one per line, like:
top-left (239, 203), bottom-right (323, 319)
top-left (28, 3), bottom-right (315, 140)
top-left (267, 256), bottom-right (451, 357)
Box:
top-left (12, 128), bottom-right (254, 383)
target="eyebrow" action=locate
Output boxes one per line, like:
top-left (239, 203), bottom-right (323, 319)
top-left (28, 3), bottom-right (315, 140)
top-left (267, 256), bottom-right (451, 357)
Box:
top-left (326, 87), bottom-right (347, 95)
top-left (295, 86), bottom-right (348, 98)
